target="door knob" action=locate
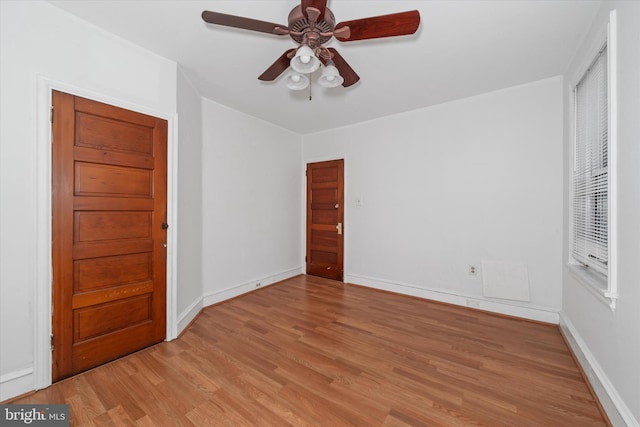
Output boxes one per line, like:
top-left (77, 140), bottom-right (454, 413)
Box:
top-left (162, 222), bottom-right (169, 230)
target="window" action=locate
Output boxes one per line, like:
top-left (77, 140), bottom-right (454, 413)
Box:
top-left (569, 9), bottom-right (617, 309)
top-left (572, 45), bottom-right (609, 276)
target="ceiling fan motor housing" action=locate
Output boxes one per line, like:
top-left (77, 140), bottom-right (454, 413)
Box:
top-left (288, 5), bottom-right (336, 46)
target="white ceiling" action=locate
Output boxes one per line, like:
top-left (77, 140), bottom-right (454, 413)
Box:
top-left (48, 0), bottom-right (601, 134)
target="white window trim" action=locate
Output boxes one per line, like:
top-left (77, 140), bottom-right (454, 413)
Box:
top-left (567, 9), bottom-right (618, 310)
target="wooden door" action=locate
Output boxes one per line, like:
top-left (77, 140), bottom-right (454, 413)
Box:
top-left (306, 160), bottom-right (344, 281)
top-left (52, 91), bottom-right (167, 381)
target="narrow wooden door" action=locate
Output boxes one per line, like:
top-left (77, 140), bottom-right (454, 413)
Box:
top-left (52, 91), bottom-right (167, 381)
top-left (306, 160), bottom-right (344, 281)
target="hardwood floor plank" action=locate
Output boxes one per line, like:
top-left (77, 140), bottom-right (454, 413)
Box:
top-left (8, 275), bottom-right (609, 426)
top-left (237, 373), bottom-right (310, 427)
top-left (105, 405), bottom-right (137, 427)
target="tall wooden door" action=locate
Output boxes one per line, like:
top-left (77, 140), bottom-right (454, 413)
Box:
top-left (306, 160), bottom-right (344, 281)
top-left (52, 91), bottom-right (167, 381)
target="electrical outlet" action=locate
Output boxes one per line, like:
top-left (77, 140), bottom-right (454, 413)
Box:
top-left (255, 282), bottom-right (262, 288)
top-left (469, 265), bottom-right (477, 276)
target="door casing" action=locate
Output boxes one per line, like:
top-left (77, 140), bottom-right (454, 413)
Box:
top-left (33, 76), bottom-right (178, 390)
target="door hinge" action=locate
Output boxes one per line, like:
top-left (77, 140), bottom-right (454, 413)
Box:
top-left (50, 106), bottom-right (54, 123)
top-left (305, 256), bottom-right (307, 262)
top-left (50, 334), bottom-right (54, 351)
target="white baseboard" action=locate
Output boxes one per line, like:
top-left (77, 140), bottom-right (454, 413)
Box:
top-left (0, 368), bottom-right (34, 402)
top-left (203, 267), bottom-right (303, 307)
top-left (177, 296), bottom-right (203, 335)
top-left (346, 273), bottom-right (560, 324)
top-left (559, 312), bottom-right (639, 427)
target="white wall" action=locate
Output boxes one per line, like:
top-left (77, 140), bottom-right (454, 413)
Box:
top-left (176, 69), bottom-right (204, 331)
top-left (0, 0), bottom-right (177, 400)
top-left (304, 77), bottom-right (564, 322)
top-left (2, 2), bottom-right (635, 423)
top-left (561, 2), bottom-right (640, 426)
top-left (201, 99), bottom-right (303, 304)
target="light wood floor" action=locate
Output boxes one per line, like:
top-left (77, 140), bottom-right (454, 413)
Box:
top-left (11, 275), bottom-right (608, 426)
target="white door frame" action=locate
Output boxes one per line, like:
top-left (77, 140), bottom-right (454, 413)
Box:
top-left (34, 76), bottom-right (179, 390)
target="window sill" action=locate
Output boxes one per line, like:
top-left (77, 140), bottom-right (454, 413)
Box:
top-left (565, 264), bottom-right (617, 310)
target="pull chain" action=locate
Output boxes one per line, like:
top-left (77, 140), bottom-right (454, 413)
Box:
top-left (309, 76), bottom-right (312, 101)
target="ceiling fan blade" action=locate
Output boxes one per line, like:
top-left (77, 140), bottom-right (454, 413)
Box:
top-left (301, 0), bottom-right (327, 20)
top-left (335, 10), bottom-right (420, 42)
top-left (326, 48), bottom-right (360, 87)
top-left (202, 10), bottom-right (289, 35)
top-left (258, 49), bottom-right (296, 81)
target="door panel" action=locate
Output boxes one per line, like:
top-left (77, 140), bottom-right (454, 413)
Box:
top-left (52, 91), bottom-right (167, 381)
top-left (74, 253), bottom-right (152, 292)
top-left (75, 162), bottom-right (153, 197)
top-left (74, 295), bottom-right (152, 341)
top-left (306, 160), bottom-right (344, 281)
top-left (75, 113), bottom-right (154, 154)
top-left (75, 211), bottom-right (152, 241)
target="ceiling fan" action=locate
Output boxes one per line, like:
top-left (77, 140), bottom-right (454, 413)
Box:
top-left (201, 0), bottom-right (420, 90)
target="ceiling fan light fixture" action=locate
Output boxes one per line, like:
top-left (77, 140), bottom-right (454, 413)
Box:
top-left (318, 61), bottom-right (344, 88)
top-left (285, 71), bottom-right (310, 90)
top-left (290, 45), bottom-right (321, 74)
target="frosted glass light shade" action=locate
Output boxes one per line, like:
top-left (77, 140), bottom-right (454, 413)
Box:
top-left (318, 63), bottom-right (344, 88)
top-left (290, 45), bottom-right (321, 74)
top-left (285, 71), bottom-right (309, 90)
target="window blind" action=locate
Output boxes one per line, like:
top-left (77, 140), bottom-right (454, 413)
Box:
top-left (572, 45), bottom-right (608, 275)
